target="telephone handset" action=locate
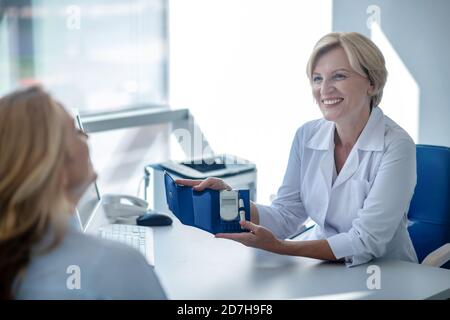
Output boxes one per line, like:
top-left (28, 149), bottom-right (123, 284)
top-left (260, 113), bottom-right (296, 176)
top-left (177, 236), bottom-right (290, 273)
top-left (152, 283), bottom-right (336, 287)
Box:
top-left (102, 194), bottom-right (149, 218)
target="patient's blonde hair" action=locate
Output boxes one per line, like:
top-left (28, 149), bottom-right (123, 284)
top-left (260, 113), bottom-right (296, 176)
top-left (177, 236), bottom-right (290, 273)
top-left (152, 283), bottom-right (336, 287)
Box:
top-left (306, 32), bottom-right (388, 108)
top-left (0, 86), bottom-right (71, 299)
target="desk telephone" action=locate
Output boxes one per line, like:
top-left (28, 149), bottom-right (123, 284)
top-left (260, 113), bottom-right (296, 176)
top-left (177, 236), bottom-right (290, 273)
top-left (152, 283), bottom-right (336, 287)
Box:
top-left (102, 194), bottom-right (148, 217)
top-left (102, 194), bottom-right (172, 226)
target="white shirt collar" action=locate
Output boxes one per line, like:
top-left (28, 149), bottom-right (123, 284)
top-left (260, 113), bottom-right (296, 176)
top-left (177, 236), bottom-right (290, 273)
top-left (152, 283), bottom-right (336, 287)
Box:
top-left (306, 106), bottom-right (385, 152)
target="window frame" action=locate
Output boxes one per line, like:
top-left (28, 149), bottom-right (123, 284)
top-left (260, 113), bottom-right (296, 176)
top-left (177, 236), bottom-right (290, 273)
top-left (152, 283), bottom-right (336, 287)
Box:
top-left (1, 0), bottom-right (171, 132)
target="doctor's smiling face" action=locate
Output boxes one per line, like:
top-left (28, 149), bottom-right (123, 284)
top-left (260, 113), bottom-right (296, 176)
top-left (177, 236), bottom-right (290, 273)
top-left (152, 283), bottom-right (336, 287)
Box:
top-left (311, 46), bottom-right (373, 125)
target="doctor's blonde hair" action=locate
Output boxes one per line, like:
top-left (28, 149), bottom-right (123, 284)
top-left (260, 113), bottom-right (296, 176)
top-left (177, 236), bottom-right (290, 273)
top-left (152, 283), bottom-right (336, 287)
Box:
top-left (306, 32), bottom-right (388, 109)
top-left (0, 86), bottom-right (71, 299)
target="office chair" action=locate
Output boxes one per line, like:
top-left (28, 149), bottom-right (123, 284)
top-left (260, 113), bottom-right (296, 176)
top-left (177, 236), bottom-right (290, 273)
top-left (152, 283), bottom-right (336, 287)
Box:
top-left (407, 144), bottom-right (450, 269)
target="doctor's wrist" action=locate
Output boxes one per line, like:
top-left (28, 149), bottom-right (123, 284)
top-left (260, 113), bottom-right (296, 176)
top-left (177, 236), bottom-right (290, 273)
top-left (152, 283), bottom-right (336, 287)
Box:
top-left (277, 240), bottom-right (293, 255)
top-left (277, 239), bottom-right (311, 256)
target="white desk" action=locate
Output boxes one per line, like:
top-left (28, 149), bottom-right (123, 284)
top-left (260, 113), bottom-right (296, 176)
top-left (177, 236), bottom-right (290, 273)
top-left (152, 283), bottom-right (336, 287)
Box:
top-left (152, 217), bottom-right (450, 300)
top-left (88, 205), bottom-right (450, 300)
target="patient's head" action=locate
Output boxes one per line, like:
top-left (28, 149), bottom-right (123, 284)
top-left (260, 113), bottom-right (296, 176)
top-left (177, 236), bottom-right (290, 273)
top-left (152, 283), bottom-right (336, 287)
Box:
top-left (0, 86), bottom-right (96, 299)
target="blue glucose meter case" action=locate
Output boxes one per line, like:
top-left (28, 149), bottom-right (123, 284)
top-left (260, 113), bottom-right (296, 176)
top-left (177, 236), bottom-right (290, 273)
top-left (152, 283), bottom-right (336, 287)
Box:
top-left (164, 172), bottom-right (250, 234)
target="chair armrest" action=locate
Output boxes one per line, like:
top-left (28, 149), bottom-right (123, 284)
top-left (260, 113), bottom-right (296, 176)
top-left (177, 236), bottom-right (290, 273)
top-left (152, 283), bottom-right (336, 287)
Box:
top-left (422, 243), bottom-right (450, 267)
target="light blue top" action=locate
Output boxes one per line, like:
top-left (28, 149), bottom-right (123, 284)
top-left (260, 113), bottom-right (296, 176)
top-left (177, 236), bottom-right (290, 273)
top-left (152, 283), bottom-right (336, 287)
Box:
top-left (15, 218), bottom-right (167, 299)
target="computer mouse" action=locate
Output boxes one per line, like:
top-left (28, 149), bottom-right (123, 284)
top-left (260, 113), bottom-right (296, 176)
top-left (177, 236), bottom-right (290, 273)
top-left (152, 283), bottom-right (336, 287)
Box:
top-left (136, 211), bottom-right (173, 227)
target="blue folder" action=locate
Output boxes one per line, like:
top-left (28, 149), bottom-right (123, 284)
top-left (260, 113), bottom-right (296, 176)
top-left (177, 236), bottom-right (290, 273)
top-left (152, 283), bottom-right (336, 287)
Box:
top-left (164, 172), bottom-right (250, 234)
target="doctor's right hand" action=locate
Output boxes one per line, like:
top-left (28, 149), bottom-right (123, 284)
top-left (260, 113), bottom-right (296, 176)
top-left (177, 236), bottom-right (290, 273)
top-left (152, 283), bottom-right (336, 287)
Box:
top-left (175, 177), bottom-right (232, 192)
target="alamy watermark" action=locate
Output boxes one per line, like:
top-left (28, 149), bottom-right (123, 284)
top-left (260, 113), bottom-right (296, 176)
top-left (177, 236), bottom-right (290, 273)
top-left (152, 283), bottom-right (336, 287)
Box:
top-left (366, 5), bottom-right (381, 30)
top-left (66, 5), bottom-right (81, 30)
top-left (366, 264), bottom-right (381, 290)
top-left (172, 126), bottom-right (251, 166)
top-left (66, 265), bottom-right (81, 290)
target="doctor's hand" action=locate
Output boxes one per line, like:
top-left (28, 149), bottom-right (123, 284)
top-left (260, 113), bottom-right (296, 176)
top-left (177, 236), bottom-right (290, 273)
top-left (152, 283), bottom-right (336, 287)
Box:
top-left (175, 177), bottom-right (232, 191)
top-left (215, 220), bottom-right (283, 254)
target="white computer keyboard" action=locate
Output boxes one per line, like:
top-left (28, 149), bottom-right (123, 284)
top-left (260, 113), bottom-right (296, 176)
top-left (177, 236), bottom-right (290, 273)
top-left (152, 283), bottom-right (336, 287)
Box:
top-left (98, 224), bottom-right (154, 266)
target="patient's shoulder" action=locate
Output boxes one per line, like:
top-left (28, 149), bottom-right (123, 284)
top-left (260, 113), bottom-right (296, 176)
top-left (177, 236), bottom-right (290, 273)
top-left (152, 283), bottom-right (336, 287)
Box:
top-left (16, 227), bottom-right (166, 299)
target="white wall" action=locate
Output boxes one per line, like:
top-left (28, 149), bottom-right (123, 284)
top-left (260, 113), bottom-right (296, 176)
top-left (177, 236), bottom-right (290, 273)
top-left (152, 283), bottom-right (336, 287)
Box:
top-left (334, 0), bottom-right (450, 147)
top-left (169, 0), bottom-right (332, 204)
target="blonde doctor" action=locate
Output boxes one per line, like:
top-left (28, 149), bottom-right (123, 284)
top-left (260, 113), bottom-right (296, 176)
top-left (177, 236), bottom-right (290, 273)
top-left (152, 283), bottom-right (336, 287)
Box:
top-left (177, 32), bottom-right (419, 267)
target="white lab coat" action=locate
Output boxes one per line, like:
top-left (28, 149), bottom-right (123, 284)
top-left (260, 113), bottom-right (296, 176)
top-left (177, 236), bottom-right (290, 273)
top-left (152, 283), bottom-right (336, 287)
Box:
top-left (256, 107), bottom-right (418, 267)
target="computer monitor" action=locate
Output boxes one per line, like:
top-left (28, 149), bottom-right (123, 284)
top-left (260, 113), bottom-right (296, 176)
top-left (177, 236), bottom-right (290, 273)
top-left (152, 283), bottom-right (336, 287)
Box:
top-left (72, 112), bottom-right (102, 232)
top-left (76, 182), bottom-right (101, 232)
